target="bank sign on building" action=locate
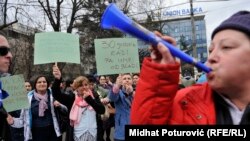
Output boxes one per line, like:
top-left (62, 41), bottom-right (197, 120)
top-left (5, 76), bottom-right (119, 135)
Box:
top-left (162, 7), bottom-right (203, 17)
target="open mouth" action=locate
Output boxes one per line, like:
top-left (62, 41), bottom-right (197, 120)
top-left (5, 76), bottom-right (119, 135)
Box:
top-left (206, 68), bottom-right (215, 79)
top-left (206, 70), bottom-right (216, 80)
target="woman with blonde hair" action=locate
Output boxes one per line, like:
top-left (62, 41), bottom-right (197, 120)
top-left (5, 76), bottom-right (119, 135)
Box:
top-left (52, 65), bottom-right (105, 141)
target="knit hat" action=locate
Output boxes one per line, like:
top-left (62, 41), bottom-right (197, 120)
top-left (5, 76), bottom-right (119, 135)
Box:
top-left (211, 11), bottom-right (250, 39)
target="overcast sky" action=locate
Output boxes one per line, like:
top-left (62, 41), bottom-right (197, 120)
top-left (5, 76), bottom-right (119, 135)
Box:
top-left (203, 0), bottom-right (250, 45)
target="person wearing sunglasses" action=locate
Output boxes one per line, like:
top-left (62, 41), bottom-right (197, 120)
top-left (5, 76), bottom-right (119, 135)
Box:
top-left (0, 34), bottom-right (13, 141)
top-left (0, 35), bottom-right (12, 73)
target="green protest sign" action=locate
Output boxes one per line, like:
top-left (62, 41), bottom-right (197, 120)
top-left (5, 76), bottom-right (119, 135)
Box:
top-left (34, 32), bottom-right (80, 64)
top-left (1, 74), bottom-right (29, 112)
top-left (94, 38), bottom-right (140, 75)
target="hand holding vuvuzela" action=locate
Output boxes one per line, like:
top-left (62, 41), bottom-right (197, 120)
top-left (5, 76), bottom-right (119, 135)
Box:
top-left (149, 31), bottom-right (177, 65)
top-left (100, 3), bottom-right (212, 73)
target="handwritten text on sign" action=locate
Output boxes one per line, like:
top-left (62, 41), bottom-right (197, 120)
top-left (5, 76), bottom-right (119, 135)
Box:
top-left (94, 38), bottom-right (140, 75)
top-left (1, 74), bottom-right (29, 112)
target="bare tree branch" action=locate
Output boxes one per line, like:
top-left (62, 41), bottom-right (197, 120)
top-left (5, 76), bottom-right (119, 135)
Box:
top-left (0, 20), bottom-right (18, 30)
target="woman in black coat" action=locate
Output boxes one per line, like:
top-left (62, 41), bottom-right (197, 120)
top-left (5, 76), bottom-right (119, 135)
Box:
top-left (52, 65), bottom-right (105, 141)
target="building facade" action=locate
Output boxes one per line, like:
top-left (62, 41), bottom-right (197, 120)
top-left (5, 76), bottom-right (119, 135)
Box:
top-left (162, 16), bottom-right (208, 63)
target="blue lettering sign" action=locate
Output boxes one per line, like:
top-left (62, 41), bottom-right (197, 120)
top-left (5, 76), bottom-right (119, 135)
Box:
top-left (163, 7), bottom-right (203, 17)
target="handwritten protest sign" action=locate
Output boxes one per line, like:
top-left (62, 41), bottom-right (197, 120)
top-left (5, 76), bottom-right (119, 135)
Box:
top-left (94, 38), bottom-right (140, 75)
top-left (1, 74), bottom-right (29, 112)
top-left (34, 32), bottom-right (80, 64)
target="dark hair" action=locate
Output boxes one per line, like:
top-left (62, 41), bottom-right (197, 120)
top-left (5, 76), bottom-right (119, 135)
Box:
top-left (65, 79), bottom-right (73, 87)
top-left (98, 75), bottom-right (106, 80)
top-left (33, 75), bottom-right (50, 91)
top-left (86, 75), bottom-right (97, 84)
top-left (25, 81), bottom-right (32, 86)
top-left (132, 73), bottom-right (140, 77)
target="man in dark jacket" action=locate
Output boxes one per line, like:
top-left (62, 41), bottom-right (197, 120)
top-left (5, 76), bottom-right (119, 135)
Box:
top-left (0, 34), bottom-right (13, 141)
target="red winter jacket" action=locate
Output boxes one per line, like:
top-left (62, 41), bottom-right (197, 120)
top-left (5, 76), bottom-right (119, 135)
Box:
top-left (131, 58), bottom-right (216, 125)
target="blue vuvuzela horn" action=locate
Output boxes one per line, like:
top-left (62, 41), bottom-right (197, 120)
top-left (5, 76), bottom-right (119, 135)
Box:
top-left (100, 3), bottom-right (212, 73)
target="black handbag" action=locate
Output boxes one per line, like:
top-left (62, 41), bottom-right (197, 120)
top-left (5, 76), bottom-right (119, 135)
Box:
top-left (54, 106), bottom-right (69, 133)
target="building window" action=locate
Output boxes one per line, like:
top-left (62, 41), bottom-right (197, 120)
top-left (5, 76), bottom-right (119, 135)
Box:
top-left (196, 34), bottom-right (200, 40)
top-left (175, 36), bottom-right (180, 41)
top-left (163, 28), bottom-right (169, 34)
top-left (203, 52), bottom-right (207, 58)
top-left (174, 27), bottom-right (178, 32)
top-left (178, 27), bottom-right (182, 32)
top-left (196, 25), bottom-right (199, 31)
top-left (198, 53), bottom-right (201, 61)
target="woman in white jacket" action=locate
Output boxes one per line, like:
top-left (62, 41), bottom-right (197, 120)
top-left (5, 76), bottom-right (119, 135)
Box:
top-left (6, 75), bottom-right (67, 141)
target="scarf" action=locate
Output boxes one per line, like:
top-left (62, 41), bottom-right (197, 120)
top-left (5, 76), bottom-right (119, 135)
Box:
top-left (34, 91), bottom-right (48, 117)
top-left (69, 90), bottom-right (94, 126)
